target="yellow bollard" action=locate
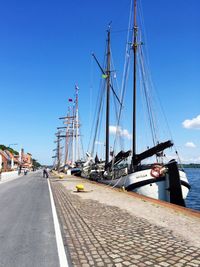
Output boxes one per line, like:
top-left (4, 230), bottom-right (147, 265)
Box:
top-left (121, 186), bottom-right (126, 192)
top-left (76, 184), bottom-right (84, 192)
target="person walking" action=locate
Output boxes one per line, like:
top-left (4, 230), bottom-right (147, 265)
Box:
top-left (18, 165), bottom-right (22, 175)
top-left (43, 167), bottom-right (49, 178)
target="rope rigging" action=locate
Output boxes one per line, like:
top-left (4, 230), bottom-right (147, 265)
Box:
top-left (89, 28), bottom-right (127, 160)
top-left (87, 0), bottom-right (182, 169)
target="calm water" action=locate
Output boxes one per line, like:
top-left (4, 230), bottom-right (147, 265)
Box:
top-left (185, 168), bottom-right (200, 211)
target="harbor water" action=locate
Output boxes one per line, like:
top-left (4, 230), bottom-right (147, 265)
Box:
top-left (185, 168), bottom-right (200, 211)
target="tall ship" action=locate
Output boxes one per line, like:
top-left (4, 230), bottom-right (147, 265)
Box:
top-left (81, 0), bottom-right (190, 206)
top-left (54, 85), bottom-right (84, 174)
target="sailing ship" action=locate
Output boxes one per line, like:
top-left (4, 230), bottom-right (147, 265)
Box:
top-left (82, 0), bottom-right (190, 206)
top-left (55, 85), bottom-right (84, 174)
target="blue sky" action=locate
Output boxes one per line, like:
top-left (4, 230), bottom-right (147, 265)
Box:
top-left (0, 0), bottom-right (200, 164)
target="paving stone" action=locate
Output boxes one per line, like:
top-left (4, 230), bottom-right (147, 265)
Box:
top-left (187, 263), bottom-right (200, 267)
top-left (193, 260), bottom-right (200, 264)
top-left (95, 258), bottom-right (103, 262)
top-left (96, 261), bottom-right (105, 267)
top-left (173, 264), bottom-right (184, 267)
top-left (123, 261), bottom-right (132, 266)
top-left (109, 254), bottom-right (119, 259)
top-left (88, 261), bottom-right (95, 266)
top-left (80, 259), bottom-right (88, 264)
top-left (159, 262), bottom-right (170, 267)
top-left (113, 258), bottom-right (123, 263)
top-left (144, 261), bottom-right (154, 265)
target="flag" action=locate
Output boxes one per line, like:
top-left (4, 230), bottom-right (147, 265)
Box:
top-left (68, 98), bottom-right (73, 102)
top-left (102, 74), bottom-right (108, 79)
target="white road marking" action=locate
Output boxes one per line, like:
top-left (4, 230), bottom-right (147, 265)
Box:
top-left (47, 179), bottom-right (69, 267)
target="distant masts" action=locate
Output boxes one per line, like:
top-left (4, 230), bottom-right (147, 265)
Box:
top-left (54, 85), bottom-right (82, 169)
top-left (53, 130), bottom-right (65, 171)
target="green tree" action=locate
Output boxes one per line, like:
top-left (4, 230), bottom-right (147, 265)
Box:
top-left (32, 158), bottom-right (41, 168)
top-left (0, 144), bottom-right (19, 155)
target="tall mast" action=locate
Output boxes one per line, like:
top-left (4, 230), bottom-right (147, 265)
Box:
top-left (57, 131), bottom-right (61, 171)
top-left (72, 105), bottom-right (75, 165)
top-left (131, 0), bottom-right (138, 170)
top-left (75, 85), bottom-right (79, 161)
top-left (65, 107), bottom-right (70, 165)
top-left (105, 26), bottom-right (111, 167)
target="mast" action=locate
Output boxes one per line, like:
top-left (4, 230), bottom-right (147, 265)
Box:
top-left (75, 85), bottom-right (80, 161)
top-left (65, 108), bottom-right (70, 165)
top-left (105, 25), bottom-right (111, 167)
top-left (72, 105), bottom-right (75, 166)
top-left (56, 131), bottom-right (61, 171)
top-left (131, 0), bottom-right (138, 170)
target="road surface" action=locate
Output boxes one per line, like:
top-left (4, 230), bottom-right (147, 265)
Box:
top-left (0, 171), bottom-right (61, 267)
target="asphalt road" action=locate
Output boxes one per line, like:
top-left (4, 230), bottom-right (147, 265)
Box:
top-left (0, 171), bottom-right (60, 267)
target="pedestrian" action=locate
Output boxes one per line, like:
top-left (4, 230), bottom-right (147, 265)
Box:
top-left (43, 167), bottom-right (49, 178)
top-left (18, 165), bottom-right (22, 175)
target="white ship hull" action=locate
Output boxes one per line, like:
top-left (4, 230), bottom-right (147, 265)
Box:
top-left (101, 168), bottom-right (190, 202)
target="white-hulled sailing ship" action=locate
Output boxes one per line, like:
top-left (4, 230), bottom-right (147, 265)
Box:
top-left (81, 0), bottom-right (190, 206)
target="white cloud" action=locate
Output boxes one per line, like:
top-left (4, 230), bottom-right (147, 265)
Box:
top-left (185, 142), bottom-right (196, 148)
top-left (191, 156), bottom-right (200, 163)
top-left (182, 114), bottom-right (200, 129)
top-left (109, 125), bottom-right (117, 134)
top-left (181, 156), bottom-right (200, 164)
top-left (109, 125), bottom-right (132, 140)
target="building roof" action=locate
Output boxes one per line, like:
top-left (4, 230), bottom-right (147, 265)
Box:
top-left (0, 149), bottom-right (10, 160)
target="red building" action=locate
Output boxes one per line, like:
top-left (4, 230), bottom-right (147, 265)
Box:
top-left (0, 150), bottom-right (11, 172)
top-left (0, 148), bottom-right (33, 172)
top-left (20, 149), bottom-right (33, 169)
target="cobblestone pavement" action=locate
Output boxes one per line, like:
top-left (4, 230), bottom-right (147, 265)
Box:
top-left (51, 179), bottom-right (200, 267)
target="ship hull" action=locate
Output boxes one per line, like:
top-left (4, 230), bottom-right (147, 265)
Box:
top-left (100, 168), bottom-right (190, 203)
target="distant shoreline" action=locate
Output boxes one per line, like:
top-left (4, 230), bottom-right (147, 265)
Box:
top-left (180, 164), bottom-right (200, 168)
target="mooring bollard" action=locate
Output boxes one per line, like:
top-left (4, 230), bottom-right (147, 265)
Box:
top-left (59, 174), bottom-right (64, 179)
top-left (76, 184), bottom-right (84, 192)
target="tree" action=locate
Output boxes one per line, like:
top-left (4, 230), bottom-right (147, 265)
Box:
top-left (32, 158), bottom-right (41, 168)
top-left (0, 144), bottom-right (19, 155)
